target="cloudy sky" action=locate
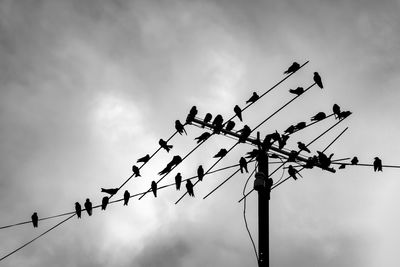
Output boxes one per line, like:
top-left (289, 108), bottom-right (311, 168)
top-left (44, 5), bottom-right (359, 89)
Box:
top-left (0, 0), bottom-right (400, 266)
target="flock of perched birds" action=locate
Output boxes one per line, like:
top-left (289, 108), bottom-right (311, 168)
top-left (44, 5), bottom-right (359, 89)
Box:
top-left (29, 62), bottom-right (383, 228)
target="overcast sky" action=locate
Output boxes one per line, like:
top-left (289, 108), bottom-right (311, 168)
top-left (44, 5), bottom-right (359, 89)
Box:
top-left (1, 0), bottom-right (400, 266)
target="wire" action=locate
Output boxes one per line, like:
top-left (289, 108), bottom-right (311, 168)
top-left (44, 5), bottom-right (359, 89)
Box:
top-left (321, 127), bottom-right (348, 153)
top-left (272, 157), bottom-right (286, 185)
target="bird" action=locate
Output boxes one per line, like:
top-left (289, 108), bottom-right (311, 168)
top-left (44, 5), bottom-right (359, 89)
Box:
top-left (297, 142), bottom-right (311, 153)
top-left (246, 149), bottom-right (259, 159)
top-left (212, 114), bottom-right (224, 133)
top-left (303, 157), bottom-right (316, 169)
top-left (31, 212), bottom-right (38, 228)
top-left (288, 165), bottom-right (302, 180)
top-left (194, 132), bottom-right (211, 143)
top-left (351, 157), bottom-right (359, 165)
top-left (311, 112), bottom-right (326, 122)
top-left (284, 62), bottom-right (300, 74)
top-left (186, 106), bottom-right (198, 124)
top-left (186, 180), bottom-right (195, 197)
top-left (287, 150), bottom-right (299, 162)
top-left (151, 181), bottom-right (158, 197)
top-left (225, 120), bottom-right (235, 133)
top-left (101, 197), bottom-right (109, 210)
top-left (338, 110), bottom-right (352, 120)
top-left (373, 157), bottom-right (383, 172)
top-left (137, 154), bottom-right (150, 164)
top-left (239, 157), bottom-right (248, 173)
top-left (246, 92), bottom-right (259, 104)
top-left (159, 139), bottom-right (173, 152)
top-left (158, 155), bottom-right (182, 175)
top-left (332, 104), bottom-right (341, 119)
top-left (278, 135), bottom-right (289, 149)
top-left (284, 125), bottom-right (295, 135)
top-left (339, 164), bottom-right (346, 169)
top-left (84, 199), bottom-right (92, 216)
top-left (175, 120), bottom-right (187, 135)
top-left (123, 190), bottom-right (130, 206)
top-left (197, 165), bottom-right (204, 181)
top-left (101, 188), bottom-right (119, 195)
top-left (175, 173), bottom-right (182, 190)
top-left (294, 122), bottom-right (306, 131)
top-left (317, 151), bottom-right (334, 169)
top-left (132, 165), bottom-right (141, 177)
top-left (265, 131), bottom-right (281, 143)
top-left (289, 87), bottom-right (304, 96)
top-left (75, 202), bottom-right (82, 219)
top-left (234, 105), bottom-right (243, 121)
top-left (214, 148), bottom-right (228, 158)
top-left (203, 113), bottom-right (212, 127)
top-left (313, 72), bottom-right (323, 89)
top-left (238, 125), bottom-right (251, 143)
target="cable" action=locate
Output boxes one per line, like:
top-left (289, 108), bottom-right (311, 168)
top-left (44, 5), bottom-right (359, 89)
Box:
top-left (272, 157), bottom-right (286, 185)
top-left (321, 127), bottom-right (348, 153)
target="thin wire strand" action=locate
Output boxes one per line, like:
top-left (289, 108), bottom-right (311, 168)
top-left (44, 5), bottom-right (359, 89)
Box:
top-left (322, 127), bottom-right (348, 153)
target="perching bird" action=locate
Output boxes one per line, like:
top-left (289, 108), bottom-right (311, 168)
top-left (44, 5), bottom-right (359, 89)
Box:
top-left (203, 113), bottom-right (212, 127)
top-left (31, 212), bottom-right (38, 228)
top-left (123, 190), bottom-right (130, 206)
top-left (101, 188), bottom-right (119, 195)
top-left (212, 114), bottom-right (224, 133)
top-left (246, 149), bottom-right (259, 159)
top-left (339, 164), bottom-right (346, 169)
top-left (373, 157), bottom-right (383, 172)
top-left (289, 87), bottom-right (304, 96)
top-left (101, 196), bottom-right (109, 210)
top-left (234, 105), bottom-right (243, 121)
top-left (194, 132), bottom-right (211, 143)
top-left (159, 139), bottom-right (173, 152)
top-left (186, 180), bottom-right (195, 197)
top-left (197, 165), bottom-right (204, 181)
top-left (175, 173), bottom-right (182, 190)
top-left (175, 120), bottom-right (187, 135)
top-left (278, 134), bottom-right (289, 149)
top-left (295, 122), bottom-right (306, 131)
top-left (351, 157), bottom-right (359, 165)
top-left (284, 62), bottom-right (300, 74)
top-left (158, 155), bottom-right (182, 175)
top-left (332, 104), bottom-right (341, 119)
top-left (303, 157), bottom-right (316, 169)
top-left (132, 165), bottom-right (141, 177)
top-left (288, 165), bottom-right (302, 180)
top-left (297, 142), bottom-right (311, 153)
top-left (317, 151), bottom-right (334, 169)
top-left (84, 199), bottom-right (92, 216)
top-left (214, 148), bottom-right (228, 158)
top-left (225, 120), bottom-right (235, 132)
top-left (313, 72), bottom-right (323, 89)
top-left (338, 110), bottom-right (352, 120)
top-left (238, 125), bottom-right (251, 143)
top-left (75, 202), bottom-right (82, 219)
top-left (287, 150), bottom-right (299, 162)
top-left (311, 112), bottom-right (326, 122)
top-left (137, 154), bottom-right (150, 164)
top-left (186, 106), bottom-right (198, 124)
top-left (246, 92), bottom-right (259, 104)
top-left (151, 181), bottom-right (158, 197)
top-left (239, 157), bottom-right (248, 173)
top-left (284, 125), bottom-right (295, 135)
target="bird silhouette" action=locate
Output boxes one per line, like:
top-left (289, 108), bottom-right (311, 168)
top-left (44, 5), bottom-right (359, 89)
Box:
top-left (284, 125), bottom-right (295, 135)
top-left (246, 149), bottom-right (259, 159)
top-left (158, 155), bottom-right (182, 175)
top-left (194, 132), bottom-right (211, 143)
top-left (175, 173), bottom-right (182, 190)
top-left (175, 120), bottom-right (187, 135)
top-left (186, 106), bottom-right (198, 124)
top-left (278, 134), bottom-right (289, 149)
top-left (289, 87), bottom-right (304, 96)
top-left (262, 135), bottom-right (273, 152)
top-left (239, 157), bottom-right (248, 173)
top-left (303, 157), bottom-right (316, 169)
top-left (351, 157), bottom-right (359, 165)
top-left (373, 157), bottom-right (382, 172)
top-left (265, 131), bottom-right (281, 143)
top-left (339, 164), bottom-right (346, 169)
top-left (84, 199), bottom-right (92, 216)
top-left (313, 72), bottom-right (323, 89)
top-left (234, 105), bottom-right (243, 121)
top-left (332, 104), bottom-right (341, 119)
top-left (101, 197), bottom-right (109, 210)
top-left (225, 120), bottom-right (235, 133)
top-left (214, 148), bottom-right (228, 158)
top-left (311, 112), bottom-right (326, 122)
top-left (197, 165), bottom-right (204, 181)
top-left (338, 111), bottom-right (352, 120)
top-left (297, 142), bottom-right (311, 153)
top-left (287, 150), bottom-right (299, 162)
top-left (151, 181), bottom-right (158, 197)
top-left (238, 125), bottom-right (251, 143)
top-left (288, 165), bottom-right (302, 180)
top-left (294, 122), bottom-right (306, 131)
top-left (132, 165), bottom-right (141, 177)
top-left (246, 92), bottom-right (259, 104)
top-left (31, 212), bottom-right (38, 228)
top-left (123, 190), bottom-right (130, 206)
top-left (203, 113), bottom-right (212, 127)
top-left (186, 180), bottom-right (195, 197)
top-left (159, 139), bottom-right (173, 152)
top-left (317, 151), bottom-right (334, 169)
top-left (284, 62), bottom-right (300, 74)
top-left (212, 114), bottom-right (224, 133)
top-left (101, 188), bottom-right (119, 195)
top-left (75, 202), bottom-right (82, 219)
top-left (137, 154), bottom-right (150, 164)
